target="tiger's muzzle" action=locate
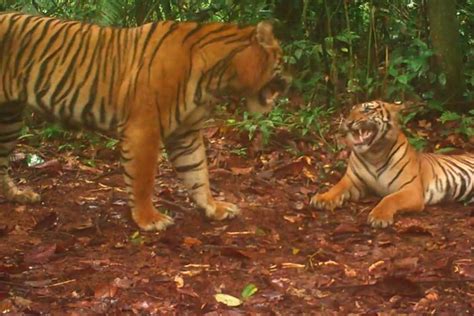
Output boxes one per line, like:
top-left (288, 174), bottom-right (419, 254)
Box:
top-left (346, 121), bottom-right (379, 147)
top-left (246, 73), bottom-right (291, 114)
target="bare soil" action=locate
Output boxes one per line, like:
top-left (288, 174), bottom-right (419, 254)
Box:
top-left (0, 121), bottom-right (473, 315)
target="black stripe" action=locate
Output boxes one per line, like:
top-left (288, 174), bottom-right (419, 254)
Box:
top-left (81, 27), bottom-right (105, 128)
top-left (175, 82), bottom-right (182, 124)
top-left (122, 168), bottom-right (134, 180)
top-left (169, 143), bottom-right (201, 162)
top-left (50, 26), bottom-right (89, 107)
top-left (439, 157), bottom-right (471, 200)
top-left (376, 140), bottom-right (406, 176)
top-left (70, 27), bottom-right (104, 121)
top-left (199, 33), bottom-right (241, 49)
top-left (36, 20), bottom-right (66, 60)
top-left (145, 22), bottom-right (179, 83)
top-left (353, 152), bottom-right (376, 179)
top-left (166, 134), bottom-right (199, 151)
top-left (182, 23), bottom-right (203, 43)
top-left (190, 24), bottom-right (233, 51)
top-left (398, 175), bottom-right (418, 190)
top-left (170, 145), bottom-right (201, 163)
top-left (99, 97), bottom-right (107, 125)
top-left (155, 96), bottom-right (165, 138)
top-left (388, 159), bottom-right (411, 187)
top-left (387, 143), bottom-right (409, 171)
top-left (12, 15), bottom-right (42, 77)
top-left (191, 183), bottom-right (205, 190)
top-left (351, 167), bottom-right (367, 189)
top-left (77, 24), bottom-right (94, 66)
top-left (175, 160), bottom-right (205, 173)
top-left (346, 173), bottom-right (364, 198)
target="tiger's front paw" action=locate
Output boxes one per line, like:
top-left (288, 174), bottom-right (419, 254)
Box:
top-left (310, 192), bottom-right (344, 211)
top-left (206, 201), bottom-right (240, 221)
top-left (367, 207), bottom-right (394, 228)
top-left (132, 208), bottom-right (174, 231)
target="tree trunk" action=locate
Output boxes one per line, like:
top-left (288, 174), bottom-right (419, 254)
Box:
top-left (135, 0), bottom-right (151, 25)
top-left (273, 0), bottom-right (303, 41)
top-left (427, 0), bottom-right (468, 112)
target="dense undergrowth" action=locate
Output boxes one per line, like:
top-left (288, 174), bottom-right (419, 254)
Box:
top-left (2, 0), bottom-right (474, 153)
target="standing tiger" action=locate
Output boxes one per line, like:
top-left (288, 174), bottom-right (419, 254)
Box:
top-left (311, 100), bottom-right (474, 227)
top-left (0, 12), bottom-right (289, 231)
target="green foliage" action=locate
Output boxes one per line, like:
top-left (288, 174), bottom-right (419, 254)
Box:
top-left (40, 123), bottom-right (69, 140)
top-left (294, 105), bottom-right (334, 137)
top-left (227, 109), bottom-right (284, 144)
top-left (439, 110), bottom-right (474, 138)
top-left (3, 0), bottom-right (474, 152)
top-left (228, 100), bottom-right (335, 147)
top-left (407, 135), bottom-right (428, 152)
top-left (241, 283), bottom-right (258, 299)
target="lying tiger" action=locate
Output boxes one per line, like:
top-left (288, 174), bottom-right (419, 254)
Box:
top-left (311, 100), bottom-right (474, 227)
top-left (0, 13), bottom-right (289, 231)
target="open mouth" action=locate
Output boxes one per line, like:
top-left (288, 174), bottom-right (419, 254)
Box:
top-left (258, 75), bottom-right (289, 107)
top-left (350, 127), bottom-right (377, 146)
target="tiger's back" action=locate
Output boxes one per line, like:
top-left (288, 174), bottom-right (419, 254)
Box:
top-left (0, 12), bottom-right (127, 130)
top-left (0, 13), bottom-right (220, 132)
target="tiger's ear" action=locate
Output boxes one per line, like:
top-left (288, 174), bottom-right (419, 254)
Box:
top-left (256, 21), bottom-right (275, 47)
top-left (385, 101), bottom-right (405, 114)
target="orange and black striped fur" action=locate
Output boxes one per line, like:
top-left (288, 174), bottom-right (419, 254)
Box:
top-left (0, 12), bottom-right (288, 231)
top-left (311, 100), bottom-right (474, 227)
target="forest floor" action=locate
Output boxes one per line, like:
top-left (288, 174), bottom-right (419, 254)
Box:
top-left (0, 114), bottom-right (473, 315)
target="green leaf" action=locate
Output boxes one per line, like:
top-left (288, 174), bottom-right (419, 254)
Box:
top-left (130, 231), bottom-right (146, 245)
top-left (427, 100), bottom-right (444, 112)
top-left (241, 283), bottom-right (258, 299)
top-left (435, 147), bottom-right (456, 154)
top-left (438, 73), bottom-right (447, 86)
top-left (396, 74), bottom-right (409, 85)
top-left (214, 294), bottom-right (242, 307)
top-left (440, 111), bottom-right (461, 123)
top-left (294, 48), bottom-right (303, 60)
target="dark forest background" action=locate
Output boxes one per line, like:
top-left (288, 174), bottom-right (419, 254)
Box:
top-left (2, 0), bottom-right (473, 143)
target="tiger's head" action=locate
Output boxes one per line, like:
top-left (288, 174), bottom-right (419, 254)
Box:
top-left (343, 100), bottom-right (403, 153)
top-left (228, 22), bottom-right (290, 114)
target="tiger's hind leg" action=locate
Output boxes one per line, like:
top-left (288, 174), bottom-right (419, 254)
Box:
top-left (165, 129), bottom-right (240, 221)
top-left (0, 102), bottom-right (40, 203)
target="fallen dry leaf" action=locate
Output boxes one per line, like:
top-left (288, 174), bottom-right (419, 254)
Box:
top-left (393, 257), bottom-right (419, 271)
top-left (230, 166), bottom-right (253, 175)
top-left (368, 260), bottom-right (385, 273)
top-left (94, 283), bottom-right (118, 299)
top-left (24, 243), bottom-right (57, 264)
top-left (333, 223), bottom-right (360, 234)
top-left (174, 275), bottom-right (184, 288)
top-left (182, 237), bottom-right (202, 249)
top-left (214, 293), bottom-right (242, 307)
top-left (113, 277), bottom-right (134, 289)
